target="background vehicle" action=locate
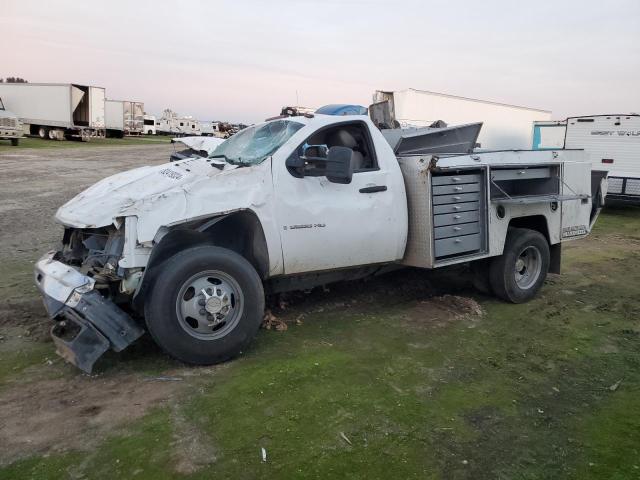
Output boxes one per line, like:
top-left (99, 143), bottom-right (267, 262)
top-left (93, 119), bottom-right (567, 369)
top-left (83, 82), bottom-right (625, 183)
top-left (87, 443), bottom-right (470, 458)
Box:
top-left (0, 83), bottom-right (105, 140)
top-left (156, 109), bottom-right (202, 136)
top-left (564, 114), bottom-right (640, 204)
top-left (532, 120), bottom-right (567, 150)
top-left (34, 114), bottom-right (605, 372)
top-left (123, 101), bottom-right (144, 135)
top-left (371, 88), bottom-right (552, 150)
top-left (143, 114), bottom-right (156, 135)
top-left (105, 99), bottom-right (125, 138)
top-left (0, 96), bottom-right (24, 146)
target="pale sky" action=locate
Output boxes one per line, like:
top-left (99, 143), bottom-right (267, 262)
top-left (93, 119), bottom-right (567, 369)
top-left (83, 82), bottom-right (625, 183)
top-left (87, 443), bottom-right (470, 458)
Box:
top-left (2, 0), bottom-right (639, 123)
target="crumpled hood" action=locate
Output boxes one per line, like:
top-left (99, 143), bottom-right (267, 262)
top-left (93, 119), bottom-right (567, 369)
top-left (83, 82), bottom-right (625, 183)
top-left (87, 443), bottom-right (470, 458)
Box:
top-left (56, 157), bottom-right (236, 228)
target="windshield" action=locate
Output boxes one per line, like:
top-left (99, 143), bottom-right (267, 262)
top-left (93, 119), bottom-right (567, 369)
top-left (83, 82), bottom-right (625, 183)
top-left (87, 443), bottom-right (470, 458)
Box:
top-left (210, 119), bottom-right (304, 165)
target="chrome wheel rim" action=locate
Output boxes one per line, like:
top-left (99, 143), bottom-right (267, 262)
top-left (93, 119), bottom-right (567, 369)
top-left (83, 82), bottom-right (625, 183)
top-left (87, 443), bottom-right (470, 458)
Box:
top-left (175, 270), bottom-right (243, 340)
top-left (514, 246), bottom-right (542, 290)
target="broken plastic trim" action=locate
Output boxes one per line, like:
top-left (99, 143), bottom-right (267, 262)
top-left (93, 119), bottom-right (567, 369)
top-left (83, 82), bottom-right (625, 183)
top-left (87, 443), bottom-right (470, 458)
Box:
top-left (50, 291), bottom-right (144, 373)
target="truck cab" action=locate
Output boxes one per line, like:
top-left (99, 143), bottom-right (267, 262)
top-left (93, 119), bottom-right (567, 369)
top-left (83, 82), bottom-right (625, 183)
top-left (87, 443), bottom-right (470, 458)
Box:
top-left (0, 97), bottom-right (24, 146)
top-left (33, 113), bottom-right (604, 372)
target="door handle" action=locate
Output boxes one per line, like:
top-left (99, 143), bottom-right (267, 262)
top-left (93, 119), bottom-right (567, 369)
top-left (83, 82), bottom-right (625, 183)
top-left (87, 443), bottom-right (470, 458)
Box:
top-left (359, 185), bottom-right (387, 193)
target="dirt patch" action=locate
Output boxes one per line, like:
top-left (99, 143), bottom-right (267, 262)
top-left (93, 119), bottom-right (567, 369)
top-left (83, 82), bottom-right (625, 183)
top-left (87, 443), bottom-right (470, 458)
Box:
top-left (170, 404), bottom-right (217, 475)
top-left (404, 294), bottom-right (484, 328)
top-left (0, 371), bottom-right (183, 465)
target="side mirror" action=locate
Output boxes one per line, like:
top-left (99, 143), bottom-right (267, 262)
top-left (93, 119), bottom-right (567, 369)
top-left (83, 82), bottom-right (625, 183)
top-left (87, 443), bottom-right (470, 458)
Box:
top-left (325, 146), bottom-right (354, 184)
top-left (285, 151), bottom-right (305, 178)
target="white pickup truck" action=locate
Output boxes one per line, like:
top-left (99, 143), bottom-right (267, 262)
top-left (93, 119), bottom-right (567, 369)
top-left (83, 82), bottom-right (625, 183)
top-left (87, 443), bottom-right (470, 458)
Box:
top-left (34, 113), bottom-right (607, 372)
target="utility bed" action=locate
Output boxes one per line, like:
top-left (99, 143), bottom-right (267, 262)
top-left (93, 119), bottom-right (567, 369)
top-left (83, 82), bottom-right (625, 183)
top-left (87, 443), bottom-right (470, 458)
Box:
top-left (398, 149), bottom-right (606, 269)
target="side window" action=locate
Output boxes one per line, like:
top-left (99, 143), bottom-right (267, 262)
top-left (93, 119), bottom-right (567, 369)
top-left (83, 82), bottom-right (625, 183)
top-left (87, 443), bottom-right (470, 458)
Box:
top-left (290, 122), bottom-right (378, 177)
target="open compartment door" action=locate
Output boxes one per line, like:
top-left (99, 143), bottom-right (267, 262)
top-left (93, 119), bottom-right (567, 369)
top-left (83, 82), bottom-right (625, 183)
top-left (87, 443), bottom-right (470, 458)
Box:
top-left (590, 170), bottom-right (608, 229)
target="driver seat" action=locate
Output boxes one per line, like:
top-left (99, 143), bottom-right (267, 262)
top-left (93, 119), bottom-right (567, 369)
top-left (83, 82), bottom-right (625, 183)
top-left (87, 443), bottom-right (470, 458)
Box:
top-left (327, 129), bottom-right (365, 171)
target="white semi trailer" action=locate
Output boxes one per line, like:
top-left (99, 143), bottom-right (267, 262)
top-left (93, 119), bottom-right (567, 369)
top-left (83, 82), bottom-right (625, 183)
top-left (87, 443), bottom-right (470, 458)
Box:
top-left (105, 99), bottom-right (125, 138)
top-left (34, 113), bottom-right (606, 372)
top-left (371, 88), bottom-right (552, 150)
top-left (124, 101), bottom-right (144, 135)
top-left (564, 114), bottom-right (640, 205)
top-left (0, 83), bottom-right (105, 140)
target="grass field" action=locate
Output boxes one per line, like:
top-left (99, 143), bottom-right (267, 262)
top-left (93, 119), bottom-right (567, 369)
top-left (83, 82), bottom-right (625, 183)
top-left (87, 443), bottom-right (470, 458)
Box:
top-left (0, 135), bottom-right (171, 151)
top-left (0, 206), bottom-right (639, 479)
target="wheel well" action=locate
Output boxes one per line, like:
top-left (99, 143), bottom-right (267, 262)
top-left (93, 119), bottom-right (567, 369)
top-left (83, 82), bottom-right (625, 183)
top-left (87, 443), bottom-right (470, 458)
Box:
top-left (508, 215), bottom-right (549, 242)
top-left (133, 210), bottom-right (269, 311)
top-left (508, 215), bottom-right (560, 274)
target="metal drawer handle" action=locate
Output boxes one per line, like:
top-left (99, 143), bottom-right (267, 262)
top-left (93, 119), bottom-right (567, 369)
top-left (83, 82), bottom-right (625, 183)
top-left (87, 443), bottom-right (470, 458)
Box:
top-left (453, 206), bottom-right (461, 210)
top-left (453, 215), bottom-right (461, 219)
top-left (518, 170), bottom-right (526, 175)
top-left (452, 177), bottom-right (461, 182)
top-left (453, 186), bottom-right (463, 191)
top-left (453, 196), bottom-right (462, 201)
top-left (454, 239), bottom-right (462, 243)
top-left (453, 227), bottom-right (461, 231)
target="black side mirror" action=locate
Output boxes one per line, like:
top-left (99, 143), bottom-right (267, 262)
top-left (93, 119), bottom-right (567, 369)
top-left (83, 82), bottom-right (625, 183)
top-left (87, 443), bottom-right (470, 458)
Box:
top-left (285, 151), bottom-right (305, 178)
top-left (325, 146), bottom-right (354, 184)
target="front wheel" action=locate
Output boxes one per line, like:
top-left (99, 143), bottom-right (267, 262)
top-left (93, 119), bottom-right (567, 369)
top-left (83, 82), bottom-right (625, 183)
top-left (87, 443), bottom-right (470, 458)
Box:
top-left (145, 245), bottom-right (265, 365)
top-left (489, 228), bottom-right (550, 303)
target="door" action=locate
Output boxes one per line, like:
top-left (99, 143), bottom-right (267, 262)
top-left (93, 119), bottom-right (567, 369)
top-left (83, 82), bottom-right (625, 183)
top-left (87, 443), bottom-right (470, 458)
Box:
top-left (273, 121), bottom-right (403, 274)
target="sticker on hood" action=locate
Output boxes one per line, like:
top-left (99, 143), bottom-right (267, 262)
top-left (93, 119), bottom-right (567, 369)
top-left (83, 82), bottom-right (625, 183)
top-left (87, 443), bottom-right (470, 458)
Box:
top-left (159, 168), bottom-right (183, 180)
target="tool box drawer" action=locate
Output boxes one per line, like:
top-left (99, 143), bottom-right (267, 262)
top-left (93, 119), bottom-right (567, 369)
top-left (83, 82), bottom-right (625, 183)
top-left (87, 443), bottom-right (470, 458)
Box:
top-left (491, 167), bottom-right (551, 181)
top-left (434, 233), bottom-right (481, 257)
top-left (432, 201), bottom-right (479, 215)
top-left (432, 183), bottom-right (481, 196)
top-left (432, 173), bottom-right (481, 186)
top-left (433, 210), bottom-right (480, 227)
top-left (434, 222), bottom-right (480, 240)
top-left (432, 192), bottom-right (480, 205)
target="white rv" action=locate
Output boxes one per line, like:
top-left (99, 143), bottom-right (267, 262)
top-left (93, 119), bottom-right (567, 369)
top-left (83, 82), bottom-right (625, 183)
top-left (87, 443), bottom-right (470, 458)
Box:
top-left (143, 114), bottom-right (156, 135)
top-left (564, 114), bottom-right (640, 204)
top-left (156, 109), bottom-right (201, 136)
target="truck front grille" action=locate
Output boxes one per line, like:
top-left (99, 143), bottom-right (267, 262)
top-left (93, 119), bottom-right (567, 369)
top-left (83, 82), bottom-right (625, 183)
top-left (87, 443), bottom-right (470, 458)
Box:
top-left (0, 117), bottom-right (17, 128)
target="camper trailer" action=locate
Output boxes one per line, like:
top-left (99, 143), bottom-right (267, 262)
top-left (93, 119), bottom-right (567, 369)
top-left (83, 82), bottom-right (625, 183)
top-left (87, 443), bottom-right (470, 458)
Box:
top-left (564, 114), bottom-right (640, 204)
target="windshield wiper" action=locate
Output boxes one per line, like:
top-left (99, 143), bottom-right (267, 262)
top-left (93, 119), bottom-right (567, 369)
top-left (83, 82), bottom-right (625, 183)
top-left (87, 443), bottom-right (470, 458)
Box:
top-left (209, 154), bottom-right (246, 166)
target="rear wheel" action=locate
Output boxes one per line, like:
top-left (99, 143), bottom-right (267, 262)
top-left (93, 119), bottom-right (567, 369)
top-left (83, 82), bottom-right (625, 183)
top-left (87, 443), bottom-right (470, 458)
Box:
top-left (38, 127), bottom-right (48, 139)
top-left (145, 245), bottom-right (264, 365)
top-left (10, 138), bottom-right (19, 146)
top-left (489, 228), bottom-right (550, 303)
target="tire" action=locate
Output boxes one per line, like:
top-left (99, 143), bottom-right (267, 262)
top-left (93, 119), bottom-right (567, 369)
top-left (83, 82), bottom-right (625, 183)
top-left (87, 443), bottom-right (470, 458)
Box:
top-left (38, 127), bottom-right (48, 139)
top-left (489, 228), bottom-right (550, 303)
top-left (10, 138), bottom-right (19, 146)
top-left (145, 245), bottom-right (265, 365)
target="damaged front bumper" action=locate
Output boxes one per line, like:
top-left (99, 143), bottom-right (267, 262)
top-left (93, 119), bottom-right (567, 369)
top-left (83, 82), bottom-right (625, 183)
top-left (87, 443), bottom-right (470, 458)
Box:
top-left (34, 252), bottom-right (144, 373)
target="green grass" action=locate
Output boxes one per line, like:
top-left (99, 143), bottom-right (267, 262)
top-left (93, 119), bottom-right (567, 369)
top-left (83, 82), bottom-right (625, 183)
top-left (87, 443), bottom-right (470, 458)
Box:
top-left (0, 135), bottom-right (171, 151)
top-left (1, 207), bottom-right (640, 479)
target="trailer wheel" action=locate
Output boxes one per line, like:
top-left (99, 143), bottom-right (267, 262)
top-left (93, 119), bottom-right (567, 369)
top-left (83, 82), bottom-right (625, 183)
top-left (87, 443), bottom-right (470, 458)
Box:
top-left (10, 138), bottom-right (19, 146)
top-left (38, 127), bottom-right (48, 139)
top-left (144, 245), bottom-right (264, 365)
top-left (489, 228), bottom-right (549, 303)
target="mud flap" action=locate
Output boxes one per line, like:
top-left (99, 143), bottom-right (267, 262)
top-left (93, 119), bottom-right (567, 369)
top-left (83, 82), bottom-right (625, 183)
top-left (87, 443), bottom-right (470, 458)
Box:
top-left (50, 291), bottom-right (144, 373)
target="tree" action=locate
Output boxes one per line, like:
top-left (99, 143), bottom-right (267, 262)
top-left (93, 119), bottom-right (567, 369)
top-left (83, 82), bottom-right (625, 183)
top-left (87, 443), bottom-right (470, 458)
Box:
top-left (3, 77), bottom-right (28, 83)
